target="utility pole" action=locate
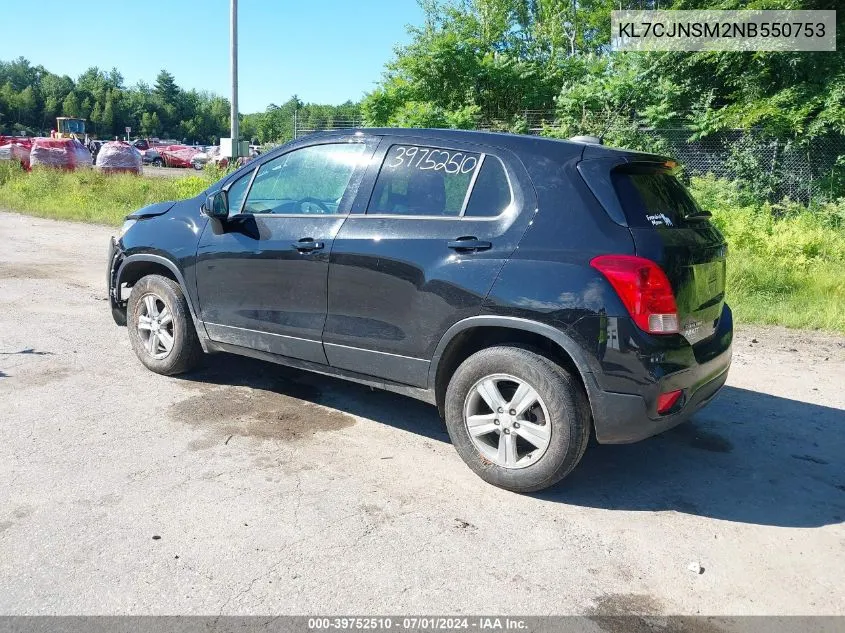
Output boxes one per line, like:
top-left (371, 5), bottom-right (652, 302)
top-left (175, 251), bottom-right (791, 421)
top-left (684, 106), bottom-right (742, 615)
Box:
top-left (230, 0), bottom-right (240, 158)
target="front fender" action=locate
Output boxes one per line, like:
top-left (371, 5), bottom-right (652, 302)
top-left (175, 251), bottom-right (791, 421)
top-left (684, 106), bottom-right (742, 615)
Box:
top-left (115, 252), bottom-right (211, 350)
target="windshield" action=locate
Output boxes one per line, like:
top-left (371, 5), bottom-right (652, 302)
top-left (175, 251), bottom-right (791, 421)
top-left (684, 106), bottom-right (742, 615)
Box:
top-left (61, 119), bottom-right (86, 134)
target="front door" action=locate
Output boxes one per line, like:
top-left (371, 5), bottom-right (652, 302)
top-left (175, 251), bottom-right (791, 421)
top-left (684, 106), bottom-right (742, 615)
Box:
top-left (324, 136), bottom-right (536, 386)
top-left (195, 139), bottom-right (375, 364)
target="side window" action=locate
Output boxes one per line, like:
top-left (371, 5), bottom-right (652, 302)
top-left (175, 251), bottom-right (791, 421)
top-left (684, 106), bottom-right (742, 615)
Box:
top-left (369, 145), bottom-right (481, 217)
top-left (463, 157), bottom-right (512, 217)
top-left (226, 167), bottom-right (254, 214)
top-left (242, 143), bottom-right (367, 215)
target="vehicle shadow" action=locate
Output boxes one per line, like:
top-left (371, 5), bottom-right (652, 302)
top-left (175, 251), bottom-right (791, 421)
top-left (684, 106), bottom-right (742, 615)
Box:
top-left (179, 353), bottom-right (844, 528)
top-left (540, 386), bottom-right (845, 528)
top-left (177, 352), bottom-right (451, 443)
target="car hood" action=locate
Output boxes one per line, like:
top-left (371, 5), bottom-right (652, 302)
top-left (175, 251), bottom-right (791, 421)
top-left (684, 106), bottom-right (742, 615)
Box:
top-left (126, 200), bottom-right (177, 220)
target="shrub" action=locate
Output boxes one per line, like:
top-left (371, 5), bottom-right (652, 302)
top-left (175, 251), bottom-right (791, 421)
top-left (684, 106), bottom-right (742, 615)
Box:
top-left (690, 176), bottom-right (845, 332)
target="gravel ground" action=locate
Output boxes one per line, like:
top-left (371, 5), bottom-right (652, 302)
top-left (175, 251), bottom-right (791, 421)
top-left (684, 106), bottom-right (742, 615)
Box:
top-left (1, 210), bottom-right (844, 617)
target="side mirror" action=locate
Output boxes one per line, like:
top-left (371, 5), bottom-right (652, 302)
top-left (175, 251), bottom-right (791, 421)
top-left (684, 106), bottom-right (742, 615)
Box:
top-left (202, 190), bottom-right (229, 219)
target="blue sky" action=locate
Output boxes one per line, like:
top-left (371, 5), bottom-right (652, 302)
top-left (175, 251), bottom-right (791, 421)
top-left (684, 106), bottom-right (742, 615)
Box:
top-left (0, 0), bottom-right (424, 112)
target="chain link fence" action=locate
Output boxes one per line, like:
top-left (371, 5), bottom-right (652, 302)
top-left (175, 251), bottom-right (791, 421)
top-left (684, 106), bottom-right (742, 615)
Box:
top-left (293, 113), bottom-right (844, 204)
top-left (640, 129), bottom-right (845, 204)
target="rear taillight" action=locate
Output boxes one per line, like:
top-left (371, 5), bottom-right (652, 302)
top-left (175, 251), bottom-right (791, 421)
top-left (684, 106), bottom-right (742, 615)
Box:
top-left (590, 255), bottom-right (679, 334)
top-left (656, 389), bottom-right (683, 414)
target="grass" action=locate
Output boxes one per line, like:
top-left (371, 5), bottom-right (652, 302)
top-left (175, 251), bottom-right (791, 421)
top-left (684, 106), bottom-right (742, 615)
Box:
top-left (691, 176), bottom-right (845, 334)
top-left (0, 162), bottom-right (843, 333)
top-left (0, 162), bottom-right (213, 225)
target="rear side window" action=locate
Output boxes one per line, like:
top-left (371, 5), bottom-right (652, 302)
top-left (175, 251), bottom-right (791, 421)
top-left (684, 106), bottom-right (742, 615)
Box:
top-left (369, 145), bottom-right (481, 217)
top-left (464, 157), bottom-right (512, 217)
top-left (612, 169), bottom-right (704, 228)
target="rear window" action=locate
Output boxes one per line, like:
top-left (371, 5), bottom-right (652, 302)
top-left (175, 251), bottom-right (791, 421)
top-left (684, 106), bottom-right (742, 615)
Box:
top-left (612, 169), bottom-right (705, 228)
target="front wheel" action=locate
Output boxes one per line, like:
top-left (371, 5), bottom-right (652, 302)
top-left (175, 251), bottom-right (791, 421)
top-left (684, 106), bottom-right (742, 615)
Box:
top-left (151, 158), bottom-right (164, 167)
top-left (444, 346), bottom-right (591, 493)
top-left (126, 274), bottom-right (202, 375)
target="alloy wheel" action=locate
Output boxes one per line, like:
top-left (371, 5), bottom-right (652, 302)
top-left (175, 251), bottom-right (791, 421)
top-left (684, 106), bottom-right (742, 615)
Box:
top-left (463, 373), bottom-right (552, 469)
top-left (136, 293), bottom-right (174, 360)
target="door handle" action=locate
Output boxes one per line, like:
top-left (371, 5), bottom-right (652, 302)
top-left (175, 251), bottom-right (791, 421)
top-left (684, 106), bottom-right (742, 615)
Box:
top-left (292, 238), bottom-right (325, 252)
top-left (447, 237), bottom-right (492, 252)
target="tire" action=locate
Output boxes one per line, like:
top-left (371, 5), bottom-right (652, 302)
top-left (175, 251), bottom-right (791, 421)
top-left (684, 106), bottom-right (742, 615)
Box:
top-left (152, 158), bottom-right (164, 167)
top-left (126, 274), bottom-right (202, 375)
top-left (444, 346), bottom-right (591, 493)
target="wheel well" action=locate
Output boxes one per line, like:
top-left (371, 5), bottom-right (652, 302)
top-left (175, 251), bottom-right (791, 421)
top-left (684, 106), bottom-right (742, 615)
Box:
top-left (117, 261), bottom-right (180, 303)
top-left (433, 326), bottom-right (587, 419)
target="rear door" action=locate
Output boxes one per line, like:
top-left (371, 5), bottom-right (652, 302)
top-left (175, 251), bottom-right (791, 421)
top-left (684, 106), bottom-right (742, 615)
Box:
top-left (599, 163), bottom-right (727, 344)
top-left (323, 136), bottom-right (536, 387)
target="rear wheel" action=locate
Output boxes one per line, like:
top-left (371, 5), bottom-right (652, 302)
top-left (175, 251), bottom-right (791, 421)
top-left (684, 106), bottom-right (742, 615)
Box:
top-left (127, 275), bottom-right (202, 375)
top-left (151, 157), bottom-right (164, 167)
top-left (444, 346), bottom-right (590, 493)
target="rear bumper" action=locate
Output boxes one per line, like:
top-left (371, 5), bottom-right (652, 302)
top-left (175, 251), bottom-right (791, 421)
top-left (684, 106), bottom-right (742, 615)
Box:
top-left (590, 304), bottom-right (733, 444)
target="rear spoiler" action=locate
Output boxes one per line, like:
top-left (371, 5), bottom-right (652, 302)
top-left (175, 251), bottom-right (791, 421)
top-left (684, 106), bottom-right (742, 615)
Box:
top-left (581, 144), bottom-right (670, 164)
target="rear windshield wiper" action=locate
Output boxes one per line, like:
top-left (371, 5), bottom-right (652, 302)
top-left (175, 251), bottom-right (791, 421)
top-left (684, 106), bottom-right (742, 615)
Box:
top-left (683, 209), bottom-right (712, 220)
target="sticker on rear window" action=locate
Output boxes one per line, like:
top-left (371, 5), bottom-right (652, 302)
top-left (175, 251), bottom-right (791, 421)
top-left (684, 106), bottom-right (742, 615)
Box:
top-left (646, 213), bottom-right (674, 227)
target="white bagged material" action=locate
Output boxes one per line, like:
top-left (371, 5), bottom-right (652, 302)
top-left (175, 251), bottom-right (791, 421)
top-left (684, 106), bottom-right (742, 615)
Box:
top-left (96, 141), bottom-right (143, 174)
top-left (0, 142), bottom-right (31, 169)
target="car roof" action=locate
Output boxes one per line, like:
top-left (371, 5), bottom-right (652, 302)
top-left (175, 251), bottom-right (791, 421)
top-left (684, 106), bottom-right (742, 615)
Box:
top-left (299, 128), bottom-right (667, 163)
top-left (304, 128), bottom-right (579, 155)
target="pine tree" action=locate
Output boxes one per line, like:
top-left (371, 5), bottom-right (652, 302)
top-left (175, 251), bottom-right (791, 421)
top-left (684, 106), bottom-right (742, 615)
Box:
top-left (62, 92), bottom-right (80, 118)
top-left (154, 70), bottom-right (179, 106)
top-left (102, 97), bottom-right (115, 137)
top-left (90, 102), bottom-right (103, 135)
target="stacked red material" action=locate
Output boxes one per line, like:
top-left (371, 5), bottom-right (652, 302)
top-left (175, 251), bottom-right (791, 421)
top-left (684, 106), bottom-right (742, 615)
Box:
top-left (158, 145), bottom-right (201, 168)
top-left (96, 141), bottom-right (143, 174)
top-left (29, 138), bottom-right (92, 170)
top-left (0, 137), bottom-right (32, 170)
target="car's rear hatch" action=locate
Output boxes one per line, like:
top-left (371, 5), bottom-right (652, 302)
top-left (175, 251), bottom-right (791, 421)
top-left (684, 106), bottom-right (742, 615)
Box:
top-left (580, 157), bottom-right (727, 345)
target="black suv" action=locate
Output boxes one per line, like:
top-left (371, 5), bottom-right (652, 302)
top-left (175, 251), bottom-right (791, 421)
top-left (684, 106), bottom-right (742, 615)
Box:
top-left (108, 129), bottom-right (732, 492)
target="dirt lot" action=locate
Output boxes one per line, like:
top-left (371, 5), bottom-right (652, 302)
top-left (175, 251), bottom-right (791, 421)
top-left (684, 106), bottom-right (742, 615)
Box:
top-left (1, 210), bottom-right (843, 616)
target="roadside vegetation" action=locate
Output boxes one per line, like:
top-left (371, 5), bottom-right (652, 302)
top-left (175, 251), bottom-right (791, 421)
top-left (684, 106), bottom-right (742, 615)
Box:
top-left (0, 162), bottom-right (212, 225)
top-left (691, 177), bottom-right (845, 333)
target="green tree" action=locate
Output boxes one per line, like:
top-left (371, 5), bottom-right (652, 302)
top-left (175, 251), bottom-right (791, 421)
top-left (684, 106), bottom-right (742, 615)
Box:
top-left (101, 96), bottom-right (115, 136)
top-left (62, 91), bottom-right (81, 118)
top-left (80, 97), bottom-right (92, 121)
top-left (140, 111), bottom-right (161, 137)
top-left (15, 86), bottom-right (37, 126)
top-left (154, 70), bottom-right (180, 106)
top-left (90, 102), bottom-right (103, 134)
